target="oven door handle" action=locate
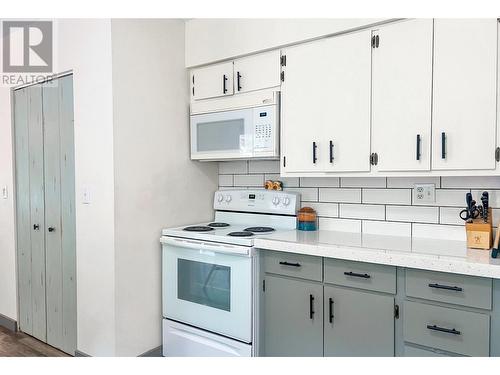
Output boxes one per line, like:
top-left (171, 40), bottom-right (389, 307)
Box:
top-left (161, 236), bottom-right (251, 256)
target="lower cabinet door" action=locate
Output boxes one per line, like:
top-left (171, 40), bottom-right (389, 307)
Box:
top-left (324, 286), bottom-right (395, 356)
top-left (263, 275), bottom-right (323, 356)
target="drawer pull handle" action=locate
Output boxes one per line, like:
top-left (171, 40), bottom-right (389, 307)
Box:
top-left (426, 324), bottom-right (461, 336)
top-left (428, 283), bottom-right (463, 292)
top-left (309, 294), bottom-right (315, 320)
top-left (344, 271), bottom-right (371, 279)
top-left (279, 261), bottom-right (301, 268)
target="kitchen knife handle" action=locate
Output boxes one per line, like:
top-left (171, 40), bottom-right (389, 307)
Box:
top-left (441, 132), bottom-right (446, 159)
top-left (416, 134), bottom-right (421, 161)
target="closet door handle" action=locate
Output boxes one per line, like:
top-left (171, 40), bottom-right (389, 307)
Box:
top-left (237, 72), bottom-right (242, 91)
top-left (329, 140), bottom-right (334, 163)
top-left (312, 142), bottom-right (317, 164)
top-left (329, 298), bottom-right (334, 323)
top-left (416, 134), bottom-right (421, 161)
top-left (309, 294), bottom-right (315, 319)
top-left (223, 74), bottom-right (228, 94)
top-left (441, 132), bottom-right (446, 159)
top-left (33, 224), bottom-right (40, 231)
top-left (48, 227), bottom-right (55, 232)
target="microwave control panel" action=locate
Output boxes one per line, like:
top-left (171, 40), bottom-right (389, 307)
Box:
top-left (253, 106), bottom-right (275, 151)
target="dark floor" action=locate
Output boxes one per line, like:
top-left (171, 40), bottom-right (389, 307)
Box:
top-left (0, 326), bottom-right (69, 357)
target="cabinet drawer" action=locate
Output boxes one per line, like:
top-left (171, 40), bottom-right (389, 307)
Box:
top-left (406, 269), bottom-right (492, 310)
top-left (324, 259), bottom-right (396, 294)
top-left (404, 344), bottom-right (461, 357)
top-left (403, 301), bottom-right (490, 357)
top-left (263, 251), bottom-right (322, 282)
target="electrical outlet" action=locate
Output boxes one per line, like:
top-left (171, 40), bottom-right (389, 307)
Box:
top-left (414, 184), bottom-right (435, 204)
top-left (82, 186), bottom-right (91, 204)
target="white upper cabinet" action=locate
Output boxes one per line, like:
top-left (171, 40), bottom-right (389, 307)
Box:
top-left (371, 19), bottom-right (433, 172)
top-left (191, 61), bottom-right (234, 100)
top-left (431, 19), bottom-right (498, 171)
top-left (233, 51), bottom-right (281, 94)
top-left (281, 30), bottom-right (372, 173)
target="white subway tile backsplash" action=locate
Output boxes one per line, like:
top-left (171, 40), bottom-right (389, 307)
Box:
top-left (412, 223), bottom-right (465, 241)
top-left (472, 190), bottom-right (500, 208)
top-left (386, 205), bottom-right (439, 223)
top-left (441, 176), bottom-right (500, 189)
top-left (439, 207), bottom-right (465, 226)
top-left (303, 202), bottom-right (338, 218)
top-left (362, 189), bottom-right (411, 205)
top-left (300, 177), bottom-right (340, 188)
top-left (319, 217), bottom-right (361, 232)
top-left (387, 177), bottom-right (441, 188)
top-left (233, 174), bottom-right (264, 187)
top-left (319, 188), bottom-right (361, 203)
top-left (284, 187), bottom-right (319, 201)
top-left (218, 174), bottom-right (233, 187)
top-left (412, 189), bottom-right (469, 207)
top-left (248, 160), bottom-right (280, 174)
top-left (341, 177), bottom-right (386, 188)
top-left (340, 204), bottom-right (385, 220)
top-left (264, 174), bottom-right (300, 188)
top-left (362, 220), bottom-right (411, 237)
top-left (219, 161), bottom-right (248, 174)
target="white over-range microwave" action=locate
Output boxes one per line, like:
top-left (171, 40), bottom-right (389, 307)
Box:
top-left (190, 90), bottom-right (279, 161)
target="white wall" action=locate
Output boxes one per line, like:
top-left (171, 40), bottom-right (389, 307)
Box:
top-left (111, 19), bottom-right (217, 356)
top-left (185, 18), bottom-right (389, 67)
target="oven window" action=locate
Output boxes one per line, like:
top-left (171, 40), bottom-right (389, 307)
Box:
top-left (177, 259), bottom-right (231, 312)
top-left (196, 119), bottom-right (245, 152)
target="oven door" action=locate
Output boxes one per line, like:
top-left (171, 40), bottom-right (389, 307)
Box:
top-left (190, 107), bottom-right (254, 160)
top-left (162, 237), bottom-right (253, 343)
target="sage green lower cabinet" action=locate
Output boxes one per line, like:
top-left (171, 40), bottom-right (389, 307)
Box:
top-left (324, 286), bottom-right (395, 356)
top-left (263, 275), bottom-right (323, 356)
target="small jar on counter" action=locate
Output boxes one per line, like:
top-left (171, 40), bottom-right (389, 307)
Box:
top-left (297, 207), bottom-right (317, 231)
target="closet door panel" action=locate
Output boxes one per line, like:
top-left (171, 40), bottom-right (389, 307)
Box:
top-left (14, 88), bottom-right (33, 335)
top-left (27, 85), bottom-right (47, 342)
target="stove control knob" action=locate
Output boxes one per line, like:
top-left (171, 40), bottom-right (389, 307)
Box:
top-left (283, 197), bottom-right (291, 206)
top-left (225, 195), bottom-right (232, 203)
top-left (217, 194), bottom-right (224, 203)
top-left (272, 196), bottom-right (280, 206)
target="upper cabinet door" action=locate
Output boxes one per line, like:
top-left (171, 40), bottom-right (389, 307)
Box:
top-left (371, 19), bottom-right (433, 172)
top-left (233, 50), bottom-right (281, 94)
top-left (281, 30), bottom-right (372, 173)
top-left (432, 19), bottom-right (498, 171)
top-left (191, 61), bottom-right (234, 100)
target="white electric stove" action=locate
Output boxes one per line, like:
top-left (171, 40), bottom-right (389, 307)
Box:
top-left (161, 189), bottom-right (300, 357)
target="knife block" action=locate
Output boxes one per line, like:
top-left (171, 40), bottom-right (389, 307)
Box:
top-left (466, 208), bottom-right (493, 250)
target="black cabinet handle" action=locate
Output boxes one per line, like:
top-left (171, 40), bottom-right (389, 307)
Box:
top-left (237, 72), bottom-right (242, 91)
top-left (279, 261), bottom-right (301, 267)
top-left (416, 134), bottom-right (421, 161)
top-left (48, 227), bottom-right (55, 232)
top-left (223, 74), bottom-right (228, 94)
top-left (428, 283), bottom-right (463, 292)
top-left (441, 132), bottom-right (446, 159)
top-left (309, 294), bottom-right (315, 319)
top-left (344, 271), bottom-right (371, 279)
top-left (329, 140), bottom-right (334, 163)
top-left (329, 297), bottom-right (334, 323)
top-left (312, 142), bottom-right (317, 164)
top-left (427, 324), bottom-right (461, 335)
top-left (33, 224), bottom-right (40, 231)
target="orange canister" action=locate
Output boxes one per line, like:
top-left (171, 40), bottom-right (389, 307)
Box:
top-left (297, 207), bottom-right (317, 231)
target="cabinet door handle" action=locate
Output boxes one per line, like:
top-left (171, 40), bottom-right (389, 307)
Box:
top-left (279, 261), bottom-right (301, 267)
top-left (312, 142), bottom-right (317, 164)
top-left (416, 134), bottom-right (421, 161)
top-left (237, 72), bottom-right (242, 91)
top-left (344, 271), bottom-right (371, 279)
top-left (329, 140), bottom-right (334, 163)
top-left (426, 324), bottom-right (461, 335)
top-left (329, 297), bottom-right (334, 324)
top-left (309, 294), bottom-right (315, 319)
top-left (428, 283), bottom-right (463, 292)
top-left (223, 74), bottom-right (228, 94)
top-left (441, 132), bottom-right (446, 159)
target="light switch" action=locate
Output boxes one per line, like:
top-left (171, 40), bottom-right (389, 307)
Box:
top-left (2, 186), bottom-right (7, 199)
top-left (414, 184), bottom-right (435, 204)
top-left (82, 186), bottom-right (91, 204)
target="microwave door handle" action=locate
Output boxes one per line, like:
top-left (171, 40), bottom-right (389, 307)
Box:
top-left (160, 237), bottom-right (250, 256)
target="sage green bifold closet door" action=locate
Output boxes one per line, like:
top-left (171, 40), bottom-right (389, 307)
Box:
top-left (14, 75), bottom-right (76, 355)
